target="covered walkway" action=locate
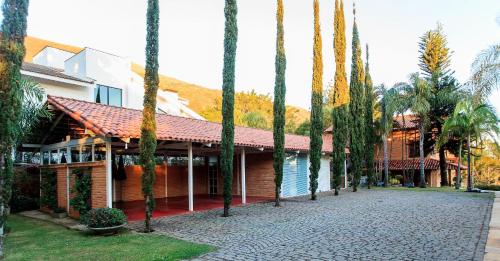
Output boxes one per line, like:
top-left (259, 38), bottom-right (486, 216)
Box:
top-left (115, 195), bottom-right (272, 221)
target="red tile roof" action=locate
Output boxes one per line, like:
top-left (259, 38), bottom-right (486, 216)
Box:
top-left (376, 158), bottom-right (467, 170)
top-left (393, 115), bottom-right (419, 129)
top-left (48, 96), bottom-right (336, 153)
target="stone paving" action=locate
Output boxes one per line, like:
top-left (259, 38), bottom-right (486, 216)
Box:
top-left (129, 189), bottom-right (493, 260)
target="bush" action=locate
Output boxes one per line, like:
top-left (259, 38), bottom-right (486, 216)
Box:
top-left (82, 208), bottom-right (127, 228)
top-left (70, 168), bottom-right (92, 216)
top-left (476, 184), bottom-right (500, 191)
top-left (40, 169), bottom-right (57, 209)
top-left (389, 178), bottom-right (400, 186)
top-left (10, 190), bottom-right (39, 213)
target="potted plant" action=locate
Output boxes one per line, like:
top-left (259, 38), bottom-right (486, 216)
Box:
top-left (51, 207), bottom-right (67, 218)
top-left (82, 208), bottom-right (127, 235)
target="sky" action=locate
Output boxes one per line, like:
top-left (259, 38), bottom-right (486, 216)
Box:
top-left (2, 0), bottom-right (500, 111)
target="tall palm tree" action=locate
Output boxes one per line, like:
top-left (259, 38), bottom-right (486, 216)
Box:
top-left (376, 85), bottom-right (398, 187)
top-left (470, 44), bottom-right (499, 104)
top-left (400, 73), bottom-right (432, 188)
top-left (441, 98), bottom-right (499, 191)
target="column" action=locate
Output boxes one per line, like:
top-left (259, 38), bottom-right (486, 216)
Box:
top-left (241, 147), bottom-right (246, 205)
top-left (344, 159), bottom-right (347, 189)
top-left (188, 142), bottom-right (194, 211)
top-left (106, 140), bottom-right (112, 208)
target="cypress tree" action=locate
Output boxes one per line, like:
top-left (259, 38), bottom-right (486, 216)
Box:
top-left (273, 0), bottom-right (286, 207)
top-left (309, 0), bottom-right (323, 200)
top-left (139, 0), bottom-right (159, 232)
top-left (331, 0), bottom-right (349, 196)
top-left (0, 0), bottom-right (29, 255)
top-left (221, 0), bottom-right (238, 217)
top-left (364, 44), bottom-right (375, 188)
top-left (348, 4), bottom-right (365, 192)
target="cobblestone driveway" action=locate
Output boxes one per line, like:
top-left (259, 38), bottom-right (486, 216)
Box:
top-left (130, 190), bottom-right (492, 260)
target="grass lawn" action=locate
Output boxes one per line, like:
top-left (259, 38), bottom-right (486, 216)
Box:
top-left (5, 215), bottom-right (215, 261)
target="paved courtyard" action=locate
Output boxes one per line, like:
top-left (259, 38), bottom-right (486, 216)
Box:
top-left (130, 189), bottom-right (493, 260)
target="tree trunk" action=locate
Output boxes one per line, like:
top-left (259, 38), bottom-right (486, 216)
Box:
top-left (467, 135), bottom-right (472, 192)
top-left (0, 154), bottom-right (4, 258)
top-left (383, 134), bottom-right (388, 187)
top-left (456, 142), bottom-right (461, 190)
top-left (439, 146), bottom-right (448, 186)
top-left (402, 115), bottom-right (407, 186)
top-left (419, 122), bottom-right (426, 188)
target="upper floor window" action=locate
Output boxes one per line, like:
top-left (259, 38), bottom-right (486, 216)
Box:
top-left (408, 141), bottom-right (419, 158)
top-left (95, 85), bottom-right (122, 107)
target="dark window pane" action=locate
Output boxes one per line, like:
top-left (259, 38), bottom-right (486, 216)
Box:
top-left (95, 85), bottom-right (108, 105)
top-left (71, 147), bottom-right (80, 163)
top-left (81, 145), bottom-right (92, 162)
top-left (108, 87), bottom-right (122, 107)
top-left (42, 151), bottom-right (50, 165)
top-left (94, 143), bottom-right (106, 161)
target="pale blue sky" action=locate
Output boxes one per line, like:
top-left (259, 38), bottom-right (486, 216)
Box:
top-left (2, 0), bottom-right (500, 111)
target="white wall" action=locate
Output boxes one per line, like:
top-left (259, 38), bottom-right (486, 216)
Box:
top-left (65, 51), bottom-right (87, 81)
top-left (33, 47), bottom-right (74, 69)
top-left (37, 80), bottom-right (92, 102)
top-left (318, 156), bottom-right (331, 192)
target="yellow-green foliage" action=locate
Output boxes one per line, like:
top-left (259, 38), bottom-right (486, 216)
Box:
top-left (309, 0), bottom-right (323, 200)
top-left (331, 0), bottom-right (349, 195)
top-left (333, 0), bottom-right (348, 108)
top-left (418, 24), bottom-right (451, 80)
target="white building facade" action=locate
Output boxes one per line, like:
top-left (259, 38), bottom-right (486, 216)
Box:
top-left (22, 46), bottom-right (203, 120)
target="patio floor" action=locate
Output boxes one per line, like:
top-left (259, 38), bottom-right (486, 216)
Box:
top-left (115, 195), bottom-right (272, 221)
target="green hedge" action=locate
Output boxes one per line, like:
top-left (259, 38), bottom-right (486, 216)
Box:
top-left (476, 184), bottom-right (500, 191)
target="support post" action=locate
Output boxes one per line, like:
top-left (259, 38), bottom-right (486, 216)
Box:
top-left (241, 147), bottom-right (246, 205)
top-left (66, 166), bottom-right (70, 211)
top-left (344, 159), bottom-right (347, 189)
top-left (188, 142), bottom-right (194, 211)
top-left (106, 140), bottom-right (112, 208)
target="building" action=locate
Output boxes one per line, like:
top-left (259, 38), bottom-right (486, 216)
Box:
top-left (375, 115), bottom-right (465, 187)
top-left (21, 45), bottom-right (202, 119)
top-left (24, 96), bottom-right (338, 220)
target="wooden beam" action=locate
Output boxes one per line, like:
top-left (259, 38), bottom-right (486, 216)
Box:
top-left (40, 112), bottom-right (64, 144)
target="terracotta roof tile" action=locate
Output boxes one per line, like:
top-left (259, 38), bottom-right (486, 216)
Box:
top-left (376, 158), bottom-right (466, 170)
top-left (47, 96), bottom-right (334, 152)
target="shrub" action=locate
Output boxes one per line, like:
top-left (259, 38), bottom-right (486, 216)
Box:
top-left (389, 178), bottom-right (400, 186)
top-left (82, 208), bottom-right (127, 228)
top-left (394, 175), bottom-right (403, 182)
top-left (70, 168), bottom-right (92, 216)
top-left (40, 169), bottom-right (57, 209)
top-left (476, 184), bottom-right (500, 191)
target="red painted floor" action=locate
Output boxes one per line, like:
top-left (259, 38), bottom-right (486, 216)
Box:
top-left (114, 195), bottom-right (272, 221)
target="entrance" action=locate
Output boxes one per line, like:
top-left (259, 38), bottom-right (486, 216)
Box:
top-left (208, 156), bottom-right (218, 197)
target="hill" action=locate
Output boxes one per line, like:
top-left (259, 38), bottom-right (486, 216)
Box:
top-left (23, 36), bottom-right (309, 132)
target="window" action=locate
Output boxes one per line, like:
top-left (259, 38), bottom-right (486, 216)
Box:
top-left (94, 85), bottom-right (122, 107)
top-left (94, 143), bottom-right (106, 161)
top-left (50, 150), bottom-right (59, 164)
top-left (71, 146), bottom-right (81, 163)
top-left (42, 151), bottom-right (49, 165)
top-left (81, 145), bottom-right (92, 162)
top-left (408, 141), bottom-right (419, 158)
